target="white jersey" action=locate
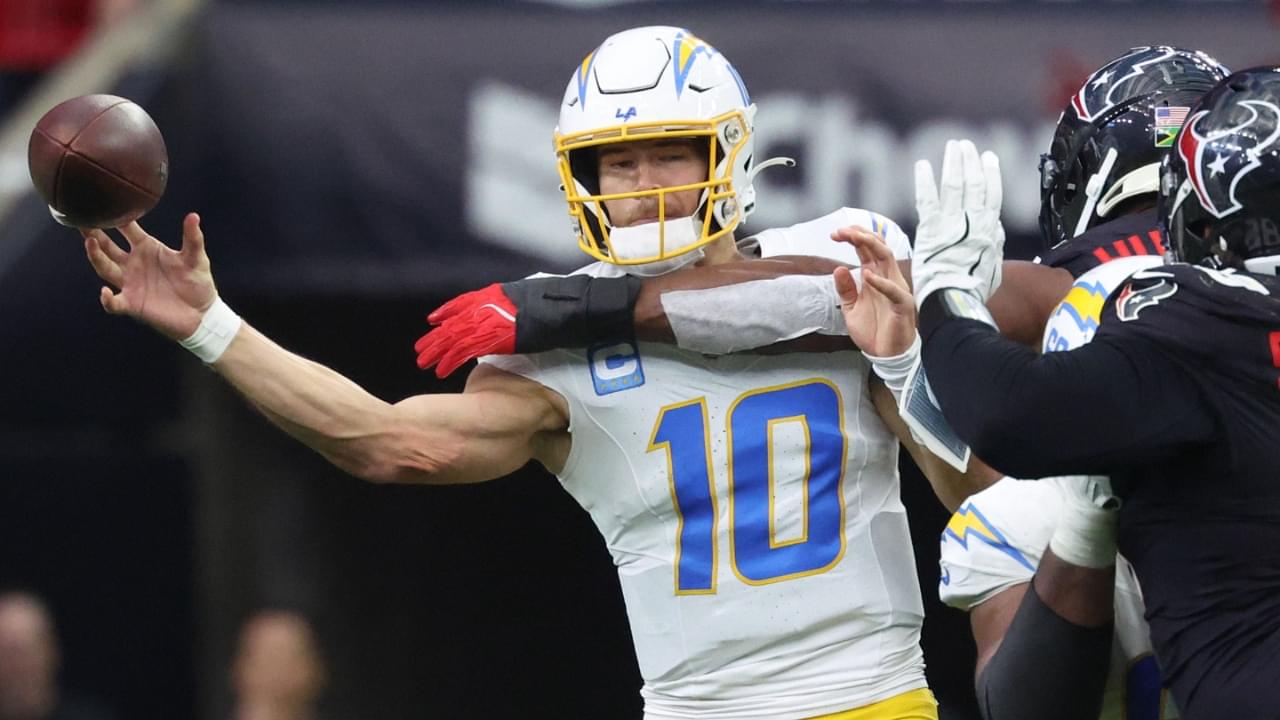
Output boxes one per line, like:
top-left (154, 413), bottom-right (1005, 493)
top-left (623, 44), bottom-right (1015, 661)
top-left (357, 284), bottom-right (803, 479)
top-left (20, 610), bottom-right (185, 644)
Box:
top-left (748, 206), bottom-right (912, 264)
top-left (486, 209), bottom-right (927, 719)
top-left (1040, 255), bottom-right (1165, 355)
top-left (939, 254), bottom-right (1176, 720)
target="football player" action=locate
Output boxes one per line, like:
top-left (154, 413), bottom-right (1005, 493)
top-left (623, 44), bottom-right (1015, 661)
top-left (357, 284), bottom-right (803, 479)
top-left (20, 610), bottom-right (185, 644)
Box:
top-left (419, 47), bottom-right (1228, 720)
top-left (938, 47), bottom-right (1225, 720)
top-left (910, 67), bottom-right (1280, 719)
top-left (80, 26), bottom-right (958, 720)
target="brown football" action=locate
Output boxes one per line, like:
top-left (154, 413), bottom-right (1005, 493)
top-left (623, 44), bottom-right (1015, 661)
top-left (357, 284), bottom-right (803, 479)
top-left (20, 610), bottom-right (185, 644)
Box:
top-left (28, 94), bottom-right (168, 229)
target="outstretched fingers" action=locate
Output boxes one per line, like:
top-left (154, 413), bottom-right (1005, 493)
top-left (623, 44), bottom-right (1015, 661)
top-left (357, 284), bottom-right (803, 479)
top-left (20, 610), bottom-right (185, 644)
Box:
top-left (862, 267), bottom-right (913, 308)
top-left (117, 220), bottom-right (155, 250)
top-left (83, 228), bottom-right (128, 264)
top-left (83, 227), bottom-right (133, 315)
top-left (858, 227), bottom-right (897, 264)
top-left (438, 342), bottom-right (484, 379)
top-left (981, 150), bottom-right (1003, 214)
top-left (427, 291), bottom-right (478, 325)
top-left (938, 140), bottom-right (965, 217)
top-left (415, 326), bottom-right (452, 364)
top-left (959, 139), bottom-right (985, 210)
top-left (832, 226), bottom-right (897, 273)
top-left (99, 286), bottom-right (129, 314)
top-left (181, 213), bottom-right (207, 266)
top-left (914, 158), bottom-right (940, 218)
top-left (84, 235), bottom-right (124, 289)
top-left (833, 266), bottom-right (860, 309)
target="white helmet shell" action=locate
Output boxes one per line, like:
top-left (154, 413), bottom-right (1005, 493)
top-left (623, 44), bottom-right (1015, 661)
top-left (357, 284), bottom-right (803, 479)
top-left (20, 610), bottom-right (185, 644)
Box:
top-left (553, 26), bottom-right (758, 267)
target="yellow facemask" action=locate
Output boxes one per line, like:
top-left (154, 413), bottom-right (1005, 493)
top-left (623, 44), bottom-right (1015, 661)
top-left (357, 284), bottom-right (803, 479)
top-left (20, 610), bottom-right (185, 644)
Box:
top-left (554, 110), bottom-right (752, 266)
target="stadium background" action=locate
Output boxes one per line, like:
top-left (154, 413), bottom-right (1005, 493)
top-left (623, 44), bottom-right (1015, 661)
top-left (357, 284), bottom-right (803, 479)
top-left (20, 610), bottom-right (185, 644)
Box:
top-left (0, 0), bottom-right (1270, 717)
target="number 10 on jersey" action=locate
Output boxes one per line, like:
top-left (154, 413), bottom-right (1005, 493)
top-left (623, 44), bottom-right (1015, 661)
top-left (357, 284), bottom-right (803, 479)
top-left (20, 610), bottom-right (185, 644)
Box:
top-left (649, 381), bottom-right (848, 594)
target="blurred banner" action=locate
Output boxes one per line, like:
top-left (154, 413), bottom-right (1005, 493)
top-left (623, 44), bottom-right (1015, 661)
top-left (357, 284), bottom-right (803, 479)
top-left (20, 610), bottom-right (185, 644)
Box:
top-left (153, 3), bottom-right (1271, 297)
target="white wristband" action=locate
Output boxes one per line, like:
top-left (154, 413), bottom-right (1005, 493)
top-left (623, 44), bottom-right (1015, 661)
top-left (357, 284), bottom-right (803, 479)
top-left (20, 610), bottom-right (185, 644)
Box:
top-left (179, 296), bottom-right (242, 364)
top-left (863, 333), bottom-right (921, 403)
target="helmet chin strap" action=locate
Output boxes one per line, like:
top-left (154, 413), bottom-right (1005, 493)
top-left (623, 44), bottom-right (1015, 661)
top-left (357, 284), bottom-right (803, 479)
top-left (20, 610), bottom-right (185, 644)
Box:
top-left (1073, 147), bottom-right (1119, 238)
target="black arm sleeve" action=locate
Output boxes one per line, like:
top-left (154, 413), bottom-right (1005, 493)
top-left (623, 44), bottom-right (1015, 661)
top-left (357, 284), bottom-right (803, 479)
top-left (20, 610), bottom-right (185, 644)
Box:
top-left (504, 275), bottom-right (642, 352)
top-left (976, 583), bottom-right (1112, 720)
top-left (918, 308), bottom-right (1217, 478)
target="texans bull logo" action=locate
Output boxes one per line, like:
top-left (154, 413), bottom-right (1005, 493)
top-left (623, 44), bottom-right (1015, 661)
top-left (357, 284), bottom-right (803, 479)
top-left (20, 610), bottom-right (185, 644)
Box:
top-left (1116, 270), bottom-right (1178, 322)
top-left (1070, 47), bottom-right (1175, 123)
top-left (1178, 100), bottom-right (1280, 219)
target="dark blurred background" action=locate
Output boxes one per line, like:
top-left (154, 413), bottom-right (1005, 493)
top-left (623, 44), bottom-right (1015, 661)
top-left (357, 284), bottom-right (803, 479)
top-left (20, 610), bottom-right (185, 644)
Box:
top-left (0, 1), bottom-right (1272, 718)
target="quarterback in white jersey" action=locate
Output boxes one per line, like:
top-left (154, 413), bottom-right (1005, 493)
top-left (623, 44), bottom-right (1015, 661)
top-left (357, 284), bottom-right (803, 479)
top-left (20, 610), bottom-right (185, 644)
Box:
top-left (939, 253), bottom-right (1174, 720)
top-left (77, 24), bottom-right (957, 720)
top-left (460, 26), bottom-right (957, 719)
top-left (486, 206), bottom-right (926, 718)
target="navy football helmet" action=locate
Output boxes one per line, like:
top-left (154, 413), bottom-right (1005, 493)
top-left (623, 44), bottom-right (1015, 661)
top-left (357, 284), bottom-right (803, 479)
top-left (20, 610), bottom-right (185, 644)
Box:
top-left (1039, 47), bottom-right (1229, 251)
top-left (1161, 67), bottom-right (1280, 275)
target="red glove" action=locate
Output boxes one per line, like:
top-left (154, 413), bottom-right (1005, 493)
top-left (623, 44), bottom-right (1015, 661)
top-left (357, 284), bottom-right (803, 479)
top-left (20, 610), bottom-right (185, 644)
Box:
top-left (415, 274), bottom-right (640, 377)
top-left (414, 283), bottom-right (518, 378)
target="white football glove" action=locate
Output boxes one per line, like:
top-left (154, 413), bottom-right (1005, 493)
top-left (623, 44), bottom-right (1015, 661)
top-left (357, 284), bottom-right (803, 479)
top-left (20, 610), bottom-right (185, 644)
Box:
top-left (911, 139), bottom-right (1006, 307)
top-left (1047, 475), bottom-right (1122, 569)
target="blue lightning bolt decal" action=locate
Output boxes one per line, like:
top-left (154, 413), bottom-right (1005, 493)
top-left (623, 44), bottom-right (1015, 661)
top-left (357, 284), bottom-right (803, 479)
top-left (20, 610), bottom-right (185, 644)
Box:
top-left (1053, 280), bottom-right (1110, 333)
top-left (942, 503), bottom-right (1035, 572)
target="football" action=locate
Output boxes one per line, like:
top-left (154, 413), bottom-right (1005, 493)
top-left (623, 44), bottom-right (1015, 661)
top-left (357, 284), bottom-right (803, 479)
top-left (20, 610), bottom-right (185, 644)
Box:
top-left (27, 94), bottom-right (169, 229)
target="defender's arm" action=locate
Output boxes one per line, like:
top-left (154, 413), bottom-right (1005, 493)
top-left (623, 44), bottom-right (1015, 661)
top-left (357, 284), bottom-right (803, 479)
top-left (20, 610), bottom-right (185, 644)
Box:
top-left (918, 307), bottom-right (1216, 478)
top-left (971, 552), bottom-right (1115, 720)
top-left (870, 380), bottom-right (1000, 511)
top-left (946, 475), bottom-right (1121, 720)
top-left (415, 255), bottom-right (1071, 377)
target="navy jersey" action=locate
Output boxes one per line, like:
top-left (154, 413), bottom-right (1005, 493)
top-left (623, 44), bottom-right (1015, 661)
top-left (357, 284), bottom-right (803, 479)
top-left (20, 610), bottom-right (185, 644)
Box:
top-left (1040, 210), bottom-right (1165, 278)
top-left (919, 262), bottom-right (1280, 718)
top-left (1096, 264), bottom-right (1280, 718)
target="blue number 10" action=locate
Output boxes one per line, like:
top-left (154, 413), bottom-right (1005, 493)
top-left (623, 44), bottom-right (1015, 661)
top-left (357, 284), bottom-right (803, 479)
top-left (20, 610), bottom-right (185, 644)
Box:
top-left (649, 381), bottom-right (847, 594)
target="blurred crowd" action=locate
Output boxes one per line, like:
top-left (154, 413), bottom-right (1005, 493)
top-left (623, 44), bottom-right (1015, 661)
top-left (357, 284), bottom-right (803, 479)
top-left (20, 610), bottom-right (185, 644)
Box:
top-left (0, 592), bottom-right (324, 720)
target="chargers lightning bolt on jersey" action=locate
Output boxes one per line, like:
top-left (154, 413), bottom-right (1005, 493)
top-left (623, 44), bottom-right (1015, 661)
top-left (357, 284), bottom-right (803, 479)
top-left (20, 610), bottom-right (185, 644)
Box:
top-left (922, 258), bottom-right (1280, 719)
top-left (942, 220), bottom-right (1173, 720)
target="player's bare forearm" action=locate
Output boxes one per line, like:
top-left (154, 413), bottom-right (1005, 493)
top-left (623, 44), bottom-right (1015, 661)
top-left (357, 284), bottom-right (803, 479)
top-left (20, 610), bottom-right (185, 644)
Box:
top-left (633, 256), bottom-right (1063, 352)
top-left (414, 256), bottom-right (864, 377)
top-left (971, 554), bottom-right (1114, 720)
top-left (633, 255), bottom-right (850, 343)
top-left (415, 252), bottom-right (1067, 378)
top-left (1030, 549), bottom-right (1116, 628)
top-left (971, 553), bottom-right (1117, 679)
top-left (214, 324), bottom-right (565, 484)
top-left (987, 261), bottom-right (1074, 347)
top-left (870, 379), bottom-right (999, 510)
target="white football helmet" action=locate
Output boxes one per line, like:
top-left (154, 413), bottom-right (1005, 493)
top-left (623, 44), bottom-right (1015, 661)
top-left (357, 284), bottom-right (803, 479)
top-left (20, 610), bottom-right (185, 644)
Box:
top-left (554, 26), bottom-right (760, 271)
